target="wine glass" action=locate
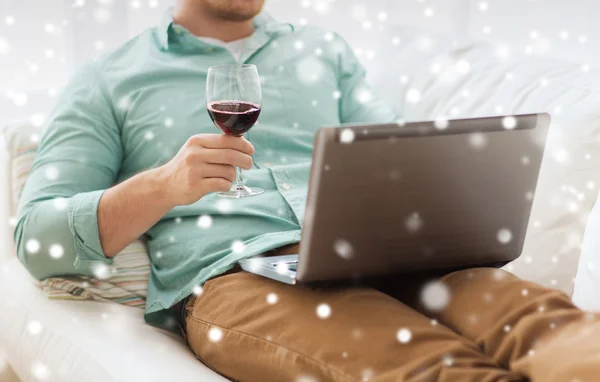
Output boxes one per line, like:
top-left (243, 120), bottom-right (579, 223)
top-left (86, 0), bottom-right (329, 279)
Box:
top-left (206, 64), bottom-right (263, 198)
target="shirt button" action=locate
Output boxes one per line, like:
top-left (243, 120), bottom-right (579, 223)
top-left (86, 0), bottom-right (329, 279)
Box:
top-left (282, 183), bottom-right (291, 190)
top-left (205, 47), bottom-right (213, 53)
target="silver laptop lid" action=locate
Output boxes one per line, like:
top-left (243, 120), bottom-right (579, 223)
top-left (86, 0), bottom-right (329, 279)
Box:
top-left (297, 113), bottom-right (551, 283)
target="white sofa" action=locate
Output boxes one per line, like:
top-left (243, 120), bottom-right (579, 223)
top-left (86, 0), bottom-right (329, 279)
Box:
top-left (1, 27), bottom-right (599, 381)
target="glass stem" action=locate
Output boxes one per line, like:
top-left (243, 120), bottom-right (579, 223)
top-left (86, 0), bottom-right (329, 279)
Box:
top-left (235, 166), bottom-right (245, 190)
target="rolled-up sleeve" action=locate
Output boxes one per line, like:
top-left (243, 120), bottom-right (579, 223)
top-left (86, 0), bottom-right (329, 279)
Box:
top-left (14, 62), bottom-right (122, 280)
top-left (335, 34), bottom-right (397, 124)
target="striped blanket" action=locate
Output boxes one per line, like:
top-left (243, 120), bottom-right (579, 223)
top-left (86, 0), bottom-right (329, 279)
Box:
top-left (40, 241), bottom-right (150, 308)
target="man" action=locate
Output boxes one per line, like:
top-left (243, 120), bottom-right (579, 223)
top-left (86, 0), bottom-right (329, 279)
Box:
top-left (15, 0), bottom-right (600, 380)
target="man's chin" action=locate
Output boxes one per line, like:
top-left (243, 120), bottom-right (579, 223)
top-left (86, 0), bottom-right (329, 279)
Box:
top-left (218, 13), bottom-right (258, 22)
top-left (203, 0), bottom-right (264, 22)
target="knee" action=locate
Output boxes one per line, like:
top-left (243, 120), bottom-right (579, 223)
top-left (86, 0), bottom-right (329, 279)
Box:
top-left (442, 267), bottom-right (517, 284)
top-left (519, 349), bottom-right (600, 382)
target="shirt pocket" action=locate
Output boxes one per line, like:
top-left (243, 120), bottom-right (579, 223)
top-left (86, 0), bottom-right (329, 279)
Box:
top-left (273, 58), bottom-right (341, 132)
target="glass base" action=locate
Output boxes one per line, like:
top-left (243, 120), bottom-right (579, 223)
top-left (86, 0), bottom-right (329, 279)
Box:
top-left (218, 185), bottom-right (264, 198)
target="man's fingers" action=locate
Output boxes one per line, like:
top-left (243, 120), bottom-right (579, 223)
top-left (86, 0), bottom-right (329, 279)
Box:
top-left (203, 178), bottom-right (232, 193)
top-left (200, 164), bottom-right (236, 182)
top-left (202, 148), bottom-right (253, 170)
top-left (189, 134), bottom-right (255, 155)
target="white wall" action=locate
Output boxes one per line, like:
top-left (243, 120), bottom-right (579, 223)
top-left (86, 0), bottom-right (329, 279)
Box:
top-left (468, 0), bottom-right (599, 69)
top-left (266, 0), bottom-right (599, 68)
top-left (0, 1), bottom-right (597, 94)
top-left (264, 0), bottom-right (473, 67)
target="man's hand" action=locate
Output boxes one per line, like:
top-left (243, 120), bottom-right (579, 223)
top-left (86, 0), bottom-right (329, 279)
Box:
top-left (157, 134), bottom-right (255, 206)
top-left (96, 133), bottom-right (254, 257)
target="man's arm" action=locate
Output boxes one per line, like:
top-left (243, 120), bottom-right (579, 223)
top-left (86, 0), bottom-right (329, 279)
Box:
top-left (15, 63), bottom-right (254, 279)
top-left (334, 33), bottom-right (397, 124)
top-left (15, 62), bottom-right (122, 280)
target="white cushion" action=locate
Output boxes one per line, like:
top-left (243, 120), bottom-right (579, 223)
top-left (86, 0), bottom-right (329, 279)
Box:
top-left (0, 258), bottom-right (228, 382)
top-left (366, 27), bottom-right (600, 295)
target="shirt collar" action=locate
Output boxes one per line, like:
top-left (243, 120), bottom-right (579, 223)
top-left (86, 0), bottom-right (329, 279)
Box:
top-left (157, 8), bottom-right (292, 50)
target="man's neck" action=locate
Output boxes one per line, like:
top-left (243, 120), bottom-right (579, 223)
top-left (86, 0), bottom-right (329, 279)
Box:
top-left (172, 2), bottom-right (255, 42)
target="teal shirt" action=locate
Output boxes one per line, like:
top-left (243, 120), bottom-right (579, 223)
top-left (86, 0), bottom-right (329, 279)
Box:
top-left (15, 11), bottom-right (396, 330)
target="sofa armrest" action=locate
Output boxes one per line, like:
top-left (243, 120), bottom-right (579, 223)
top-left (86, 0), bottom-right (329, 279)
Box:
top-left (0, 131), bottom-right (15, 261)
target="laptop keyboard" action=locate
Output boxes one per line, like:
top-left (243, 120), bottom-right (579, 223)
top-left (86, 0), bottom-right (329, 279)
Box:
top-left (271, 260), bottom-right (298, 272)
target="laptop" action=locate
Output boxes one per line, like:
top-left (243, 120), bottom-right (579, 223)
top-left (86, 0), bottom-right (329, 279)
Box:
top-left (239, 113), bottom-right (551, 285)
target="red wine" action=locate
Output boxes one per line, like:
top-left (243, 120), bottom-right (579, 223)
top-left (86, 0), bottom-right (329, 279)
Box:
top-left (207, 101), bottom-right (261, 136)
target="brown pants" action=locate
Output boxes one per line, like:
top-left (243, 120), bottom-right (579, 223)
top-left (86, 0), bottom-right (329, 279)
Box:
top-left (184, 268), bottom-right (599, 382)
